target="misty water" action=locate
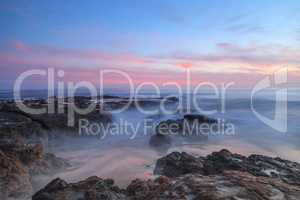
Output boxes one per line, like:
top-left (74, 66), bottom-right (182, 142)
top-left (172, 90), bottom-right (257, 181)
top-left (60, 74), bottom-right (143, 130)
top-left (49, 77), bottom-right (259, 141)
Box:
top-left (1, 89), bottom-right (300, 188)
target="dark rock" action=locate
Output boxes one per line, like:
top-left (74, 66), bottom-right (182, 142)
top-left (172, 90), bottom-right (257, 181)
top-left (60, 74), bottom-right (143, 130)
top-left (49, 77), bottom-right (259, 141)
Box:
top-left (203, 149), bottom-right (247, 174)
top-left (0, 150), bottom-right (32, 200)
top-left (0, 141), bottom-right (43, 165)
top-left (33, 149), bottom-right (300, 200)
top-left (34, 170), bottom-right (300, 200)
top-left (41, 178), bottom-right (68, 192)
top-left (184, 114), bottom-right (218, 123)
top-left (126, 176), bottom-right (171, 199)
top-left (128, 171), bottom-right (300, 200)
top-left (154, 152), bottom-right (205, 177)
top-left (0, 140), bottom-right (69, 200)
top-left (0, 111), bottom-right (46, 140)
top-left (165, 96), bottom-right (178, 102)
top-left (29, 152), bottom-right (70, 176)
top-left (246, 154), bottom-right (300, 185)
top-left (0, 100), bottom-right (113, 138)
top-left (154, 149), bottom-right (300, 186)
top-left (32, 176), bottom-right (126, 200)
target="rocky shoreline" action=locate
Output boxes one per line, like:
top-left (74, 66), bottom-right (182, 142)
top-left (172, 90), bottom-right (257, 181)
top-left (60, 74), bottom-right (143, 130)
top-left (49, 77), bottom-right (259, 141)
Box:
top-left (33, 149), bottom-right (300, 200)
top-left (0, 139), bottom-right (70, 200)
top-left (0, 96), bottom-right (178, 139)
top-left (1, 97), bottom-right (300, 199)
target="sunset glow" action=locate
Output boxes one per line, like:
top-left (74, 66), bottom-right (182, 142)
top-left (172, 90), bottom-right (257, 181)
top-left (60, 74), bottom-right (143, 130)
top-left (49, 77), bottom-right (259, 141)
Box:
top-left (0, 0), bottom-right (300, 89)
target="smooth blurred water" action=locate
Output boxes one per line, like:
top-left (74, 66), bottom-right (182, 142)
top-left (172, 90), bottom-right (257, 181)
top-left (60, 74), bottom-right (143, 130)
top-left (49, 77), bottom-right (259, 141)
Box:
top-left (2, 89), bottom-right (300, 187)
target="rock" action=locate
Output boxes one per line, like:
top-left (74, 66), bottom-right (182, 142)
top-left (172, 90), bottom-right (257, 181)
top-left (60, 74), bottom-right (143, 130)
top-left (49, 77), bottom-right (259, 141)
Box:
top-left (37, 178), bottom-right (68, 193)
top-left (128, 171), bottom-right (300, 199)
top-left (154, 149), bottom-right (300, 186)
top-left (25, 110), bottom-right (112, 134)
top-left (0, 141), bottom-right (43, 165)
top-left (165, 96), bottom-right (178, 102)
top-left (204, 150), bottom-right (300, 186)
top-left (32, 176), bottom-right (126, 200)
top-left (154, 152), bottom-right (205, 177)
top-left (102, 96), bottom-right (178, 111)
top-left (0, 99), bottom-right (113, 137)
top-left (33, 149), bottom-right (300, 200)
top-left (0, 111), bottom-right (46, 140)
top-left (29, 152), bottom-right (70, 176)
top-left (34, 170), bottom-right (300, 200)
top-left (203, 149), bottom-right (247, 174)
top-left (0, 150), bottom-right (33, 200)
top-left (126, 176), bottom-right (171, 199)
top-left (0, 140), bottom-right (69, 200)
top-left (246, 154), bottom-right (300, 185)
top-left (184, 114), bottom-right (218, 123)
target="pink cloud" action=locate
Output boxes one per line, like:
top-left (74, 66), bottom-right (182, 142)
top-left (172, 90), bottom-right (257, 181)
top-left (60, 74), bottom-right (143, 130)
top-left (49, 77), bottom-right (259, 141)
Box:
top-left (1, 41), bottom-right (300, 88)
top-left (177, 63), bottom-right (193, 69)
top-left (160, 42), bottom-right (300, 73)
top-left (4, 41), bottom-right (153, 67)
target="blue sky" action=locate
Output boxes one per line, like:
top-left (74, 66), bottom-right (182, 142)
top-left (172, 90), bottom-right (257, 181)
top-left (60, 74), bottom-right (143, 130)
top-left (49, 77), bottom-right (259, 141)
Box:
top-left (0, 0), bottom-right (300, 89)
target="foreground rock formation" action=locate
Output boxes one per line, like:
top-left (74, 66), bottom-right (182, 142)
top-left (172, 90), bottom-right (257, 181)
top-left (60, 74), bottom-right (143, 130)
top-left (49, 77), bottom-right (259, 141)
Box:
top-left (33, 149), bottom-right (300, 200)
top-left (154, 149), bottom-right (300, 186)
top-left (0, 140), bottom-right (69, 200)
top-left (0, 95), bottom-right (178, 139)
top-left (33, 177), bottom-right (127, 200)
top-left (0, 98), bottom-right (112, 139)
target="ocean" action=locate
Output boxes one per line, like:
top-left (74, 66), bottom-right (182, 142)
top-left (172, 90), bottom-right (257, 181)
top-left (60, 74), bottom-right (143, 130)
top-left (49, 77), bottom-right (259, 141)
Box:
top-left (1, 89), bottom-right (300, 188)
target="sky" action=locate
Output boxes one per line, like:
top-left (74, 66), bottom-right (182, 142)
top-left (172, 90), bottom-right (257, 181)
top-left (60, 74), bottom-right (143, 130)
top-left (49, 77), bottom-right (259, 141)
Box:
top-left (0, 0), bottom-right (300, 90)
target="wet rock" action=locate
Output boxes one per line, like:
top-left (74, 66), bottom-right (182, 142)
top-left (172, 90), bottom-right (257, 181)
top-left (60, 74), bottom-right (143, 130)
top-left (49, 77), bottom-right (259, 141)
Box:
top-left (0, 100), bottom-right (113, 137)
top-left (203, 150), bottom-right (300, 186)
top-left (102, 96), bottom-right (178, 111)
top-left (0, 150), bottom-right (32, 200)
top-left (34, 170), bottom-right (300, 200)
top-left (203, 149), bottom-right (247, 174)
top-left (0, 140), bottom-right (43, 165)
top-left (29, 152), bottom-right (70, 176)
top-left (165, 96), bottom-right (178, 102)
top-left (129, 171), bottom-right (300, 200)
top-left (0, 140), bottom-right (69, 200)
top-left (33, 149), bottom-right (300, 200)
top-left (154, 152), bottom-right (205, 177)
top-left (0, 140), bottom-right (69, 174)
top-left (36, 178), bottom-right (68, 194)
top-left (184, 114), bottom-right (218, 123)
top-left (32, 176), bottom-right (126, 200)
top-left (126, 176), bottom-right (171, 199)
top-left (0, 111), bottom-right (46, 140)
top-left (155, 149), bottom-right (300, 186)
top-left (25, 109), bottom-right (112, 134)
top-left (246, 154), bottom-right (300, 185)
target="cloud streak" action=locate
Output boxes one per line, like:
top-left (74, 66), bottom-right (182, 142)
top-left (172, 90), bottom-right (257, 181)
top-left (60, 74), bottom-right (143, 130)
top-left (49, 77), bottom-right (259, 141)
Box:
top-left (157, 42), bottom-right (300, 74)
top-left (1, 41), bottom-right (300, 88)
top-left (223, 12), bottom-right (264, 35)
top-left (2, 41), bottom-right (153, 68)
